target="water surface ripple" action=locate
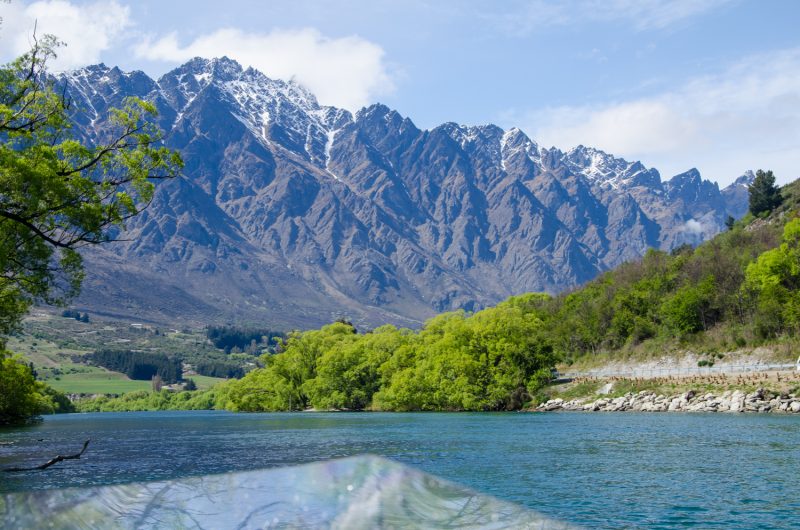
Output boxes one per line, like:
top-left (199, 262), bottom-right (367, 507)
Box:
top-left (1, 411), bottom-right (798, 529)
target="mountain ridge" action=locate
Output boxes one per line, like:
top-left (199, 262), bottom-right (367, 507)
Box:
top-left (57, 57), bottom-right (753, 329)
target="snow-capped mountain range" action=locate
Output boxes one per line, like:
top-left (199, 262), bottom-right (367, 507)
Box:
top-left (59, 57), bottom-right (753, 328)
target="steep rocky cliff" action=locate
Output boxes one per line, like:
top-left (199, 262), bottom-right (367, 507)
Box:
top-left (59, 58), bottom-right (751, 328)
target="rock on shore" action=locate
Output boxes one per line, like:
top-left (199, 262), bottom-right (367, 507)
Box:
top-left (537, 389), bottom-right (800, 413)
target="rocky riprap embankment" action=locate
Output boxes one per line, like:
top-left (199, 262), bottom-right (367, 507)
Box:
top-left (537, 389), bottom-right (800, 413)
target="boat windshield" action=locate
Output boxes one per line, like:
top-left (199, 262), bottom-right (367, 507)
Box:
top-left (2, 455), bottom-right (576, 529)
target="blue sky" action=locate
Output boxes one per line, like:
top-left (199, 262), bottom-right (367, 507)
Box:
top-left (1, 0), bottom-right (799, 185)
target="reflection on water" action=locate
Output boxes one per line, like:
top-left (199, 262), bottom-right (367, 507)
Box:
top-left (1, 455), bottom-right (575, 529)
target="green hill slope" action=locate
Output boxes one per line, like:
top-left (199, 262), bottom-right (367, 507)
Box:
top-left (544, 177), bottom-right (800, 370)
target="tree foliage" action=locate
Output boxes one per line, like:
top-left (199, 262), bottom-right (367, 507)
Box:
top-left (0, 37), bottom-right (180, 423)
top-left (0, 350), bottom-right (73, 424)
top-left (193, 359), bottom-right (245, 379)
top-left (77, 385), bottom-right (232, 413)
top-left (660, 275), bottom-right (717, 336)
top-left (749, 169), bottom-right (782, 216)
top-left (221, 302), bottom-right (556, 412)
top-left (744, 217), bottom-right (800, 337)
top-left (225, 321), bottom-right (358, 411)
top-left (91, 349), bottom-right (182, 383)
top-left (206, 325), bottom-right (284, 354)
top-left (0, 37), bottom-right (182, 338)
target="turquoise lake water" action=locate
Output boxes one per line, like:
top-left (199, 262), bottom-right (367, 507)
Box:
top-left (1, 411), bottom-right (799, 529)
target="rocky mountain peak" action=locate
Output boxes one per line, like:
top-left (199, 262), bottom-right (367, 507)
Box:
top-left (236, 66), bottom-right (322, 114)
top-left (501, 127), bottom-right (533, 147)
top-left (434, 123), bottom-right (505, 169)
top-left (731, 170), bottom-right (755, 188)
top-left (157, 57), bottom-right (243, 101)
top-left (669, 167), bottom-right (702, 185)
top-left (183, 56), bottom-right (243, 80)
top-left (61, 59), bottom-right (754, 329)
top-left (355, 103), bottom-right (408, 132)
top-left (65, 62), bottom-right (110, 79)
top-left (562, 145), bottom-right (661, 190)
top-left (63, 62), bottom-right (155, 94)
top-left (720, 170), bottom-right (755, 219)
top-left (356, 103), bottom-right (392, 119)
top-left (500, 128), bottom-right (542, 171)
top-left (666, 168), bottom-right (720, 203)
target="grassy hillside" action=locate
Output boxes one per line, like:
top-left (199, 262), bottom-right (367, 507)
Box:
top-left (540, 177), bottom-right (800, 370)
top-left (8, 312), bottom-right (237, 394)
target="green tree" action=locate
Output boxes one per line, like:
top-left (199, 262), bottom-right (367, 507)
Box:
top-left (660, 275), bottom-right (717, 335)
top-left (0, 38), bottom-right (181, 423)
top-left (725, 215), bottom-right (736, 230)
top-left (0, 351), bottom-right (47, 424)
top-left (303, 325), bottom-right (411, 410)
top-left (0, 350), bottom-right (72, 424)
top-left (226, 322), bottom-right (357, 411)
top-left (748, 169), bottom-right (782, 217)
top-left (0, 37), bottom-right (182, 340)
top-left (744, 217), bottom-right (800, 336)
top-left (374, 305), bottom-right (554, 412)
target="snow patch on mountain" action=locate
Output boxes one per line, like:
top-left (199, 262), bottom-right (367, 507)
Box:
top-left (56, 56), bottom-right (756, 328)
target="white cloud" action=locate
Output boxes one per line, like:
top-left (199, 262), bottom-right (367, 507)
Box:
top-left (134, 27), bottom-right (394, 111)
top-left (491, 0), bottom-right (733, 35)
top-left (588, 0), bottom-right (734, 31)
top-left (0, 0), bottom-right (131, 70)
top-left (683, 219), bottom-right (705, 235)
top-left (516, 48), bottom-right (800, 185)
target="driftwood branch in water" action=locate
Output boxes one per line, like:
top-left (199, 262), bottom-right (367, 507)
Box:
top-left (2, 439), bottom-right (91, 472)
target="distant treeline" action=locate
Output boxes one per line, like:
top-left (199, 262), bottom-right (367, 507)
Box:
top-left (194, 360), bottom-right (244, 379)
top-left (90, 349), bottom-right (182, 383)
top-left (206, 325), bottom-right (285, 353)
top-left (61, 309), bottom-right (89, 323)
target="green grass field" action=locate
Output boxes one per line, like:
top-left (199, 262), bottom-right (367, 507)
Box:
top-left (189, 375), bottom-right (226, 390)
top-left (44, 372), bottom-right (225, 394)
top-left (44, 371), bottom-right (152, 394)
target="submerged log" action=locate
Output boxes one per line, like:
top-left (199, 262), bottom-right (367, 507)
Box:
top-left (2, 439), bottom-right (90, 472)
